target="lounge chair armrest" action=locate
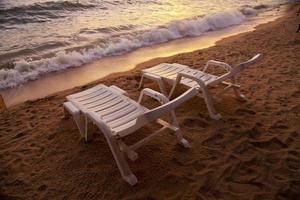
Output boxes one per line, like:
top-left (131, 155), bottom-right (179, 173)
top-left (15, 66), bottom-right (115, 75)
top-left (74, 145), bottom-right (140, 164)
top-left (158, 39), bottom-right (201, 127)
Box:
top-left (177, 71), bottom-right (206, 87)
top-left (109, 85), bottom-right (128, 96)
top-left (138, 87), bottom-right (198, 123)
top-left (203, 60), bottom-right (232, 73)
top-left (86, 112), bottom-right (112, 133)
top-left (138, 88), bottom-right (169, 105)
top-left (169, 72), bottom-right (204, 99)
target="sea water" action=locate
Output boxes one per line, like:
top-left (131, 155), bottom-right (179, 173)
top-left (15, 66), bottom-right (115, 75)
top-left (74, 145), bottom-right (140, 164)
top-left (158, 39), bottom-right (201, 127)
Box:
top-left (0, 0), bottom-right (297, 89)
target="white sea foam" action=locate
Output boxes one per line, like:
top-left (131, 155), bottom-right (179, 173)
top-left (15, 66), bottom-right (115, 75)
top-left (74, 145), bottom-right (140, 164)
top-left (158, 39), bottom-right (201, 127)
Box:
top-left (0, 3), bottom-right (287, 89)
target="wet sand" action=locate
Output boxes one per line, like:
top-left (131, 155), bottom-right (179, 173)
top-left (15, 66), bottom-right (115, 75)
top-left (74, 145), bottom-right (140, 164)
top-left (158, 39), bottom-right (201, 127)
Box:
top-left (0, 4), bottom-right (299, 200)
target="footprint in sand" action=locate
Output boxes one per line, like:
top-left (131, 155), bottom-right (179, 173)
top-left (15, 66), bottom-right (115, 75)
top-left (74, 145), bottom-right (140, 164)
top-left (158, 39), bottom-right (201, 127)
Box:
top-left (201, 133), bottom-right (225, 149)
top-left (38, 184), bottom-right (48, 191)
top-left (224, 177), bottom-right (264, 195)
top-left (284, 156), bottom-right (300, 171)
top-left (237, 124), bottom-right (262, 139)
top-left (0, 194), bottom-right (23, 200)
top-left (233, 141), bottom-right (259, 158)
top-left (288, 150), bottom-right (300, 159)
top-left (8, 179), bottom-right (27, 187)
top-left (227, 162), bottom-right (260, 187)
top-left (0, 168), bottom-right (8, 177)
top-left (234, 108), bottom-right (256, 116)
top-left (269, 121), bottom-right (289, 135)
top-left (285, 131), bottom-right (299, 145)
top-left (291, 90), bottom-right (300, 98)
top-left (30, 143), bottom-right (36, 147)
top-left (264, 153), bottom-right (282, 166)
top-left (182, 117), bottom-right (209, 130)
top-left (47, 132), bottom-right (56, 140)
top-left (192, 160), bottom-right (206, 172)
top-left (276, 181), bottom-right (300, 200)
top-left (5, 128), bottom-right (13, 133)
top-left (250, 137), bottom-right (288, 151)
top-left (14, 132), bottom-right (25, 139)
top-left (290, 104), bottom-right (300, 114)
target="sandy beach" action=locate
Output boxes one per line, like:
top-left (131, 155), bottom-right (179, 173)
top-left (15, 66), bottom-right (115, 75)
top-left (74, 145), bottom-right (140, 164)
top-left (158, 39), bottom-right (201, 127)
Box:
top-left (1, 3), bottom-right (300, 200)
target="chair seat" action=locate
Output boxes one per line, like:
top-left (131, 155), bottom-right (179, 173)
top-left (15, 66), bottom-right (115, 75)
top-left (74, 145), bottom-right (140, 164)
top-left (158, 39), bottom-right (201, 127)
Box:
top-left (66, 84), bottom-right (147, 137)
top-left (142, 63), bottom-right (218, 88)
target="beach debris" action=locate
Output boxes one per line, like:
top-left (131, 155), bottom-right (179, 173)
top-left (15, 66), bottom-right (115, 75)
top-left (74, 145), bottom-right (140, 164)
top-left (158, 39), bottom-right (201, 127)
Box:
top-left (0, 95), bottom-right (6, 110)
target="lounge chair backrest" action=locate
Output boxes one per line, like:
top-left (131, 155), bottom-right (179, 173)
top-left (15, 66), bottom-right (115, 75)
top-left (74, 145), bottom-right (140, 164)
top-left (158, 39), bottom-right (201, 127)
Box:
top-left (136, 87), bottom-right (198, 125)
top-left (208, 54), bottom-right (262, 86)
top-left (231, 54), bottom-right (262, 75)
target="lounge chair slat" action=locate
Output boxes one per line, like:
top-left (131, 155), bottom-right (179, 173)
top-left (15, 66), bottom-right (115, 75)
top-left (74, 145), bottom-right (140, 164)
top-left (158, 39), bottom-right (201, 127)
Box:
top-left (165, 68), bottom-right (187, 78)
top-left (89, 98), bottom-right (125, 113)
top-left (111, 120), bottom-right (138, 136)
top-left (82, 92), bottom-right (116, 106)
top-left (96, 101), bottom-right (131, 115)
top-left (143, 63), bottom-right (169, 72)
top-left (144, 64), bottom-right (174, 74)
top-left (108, 108), bottom-right (145, 128)
top-left (154, 66), bottom-right (183, 77)
top-left (103, 104), bottom-right (139, 123)
top-left (69, 85), bottom-right (106, 99)
top-left (77, 89), bottom-right (109, 102)
top-left (71, 88), bottom-right (105, 100)
top-left (85, 95), bottom-right (119, 109)
top-left (160, 68), bottom-right (187, 78)
top-left (101, 103), bottom-right (135, 119)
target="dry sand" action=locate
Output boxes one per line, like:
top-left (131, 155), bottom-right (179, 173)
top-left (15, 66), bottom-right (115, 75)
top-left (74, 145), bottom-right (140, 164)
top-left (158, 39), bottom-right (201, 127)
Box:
top-left (1, 4), bottom-right (300, 200)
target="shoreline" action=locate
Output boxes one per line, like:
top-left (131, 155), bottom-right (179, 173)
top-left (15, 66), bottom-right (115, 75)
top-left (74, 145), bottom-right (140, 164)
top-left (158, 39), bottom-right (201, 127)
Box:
top-left (0, 3), bottom-right (299, 200)
top-left (0, 5), bottom-right (287, 107)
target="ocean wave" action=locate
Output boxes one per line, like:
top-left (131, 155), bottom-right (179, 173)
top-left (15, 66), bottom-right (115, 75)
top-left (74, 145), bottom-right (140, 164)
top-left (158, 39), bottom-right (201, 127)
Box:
top-left (0, 9), bottom-right (248, 89)
top-left (0, 1), bottom-right (293, 89)
top-left (2, 1), bottom-right (97, 12)
top-left (0, 1), bottom-right (98, 25)
top-left (0, 0), bottom-right (164, 25)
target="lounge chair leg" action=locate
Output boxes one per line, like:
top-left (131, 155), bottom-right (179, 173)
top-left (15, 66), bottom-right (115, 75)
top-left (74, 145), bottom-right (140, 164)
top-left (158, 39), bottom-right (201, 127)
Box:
top-left (174, 129), bottom-right (190, 148)
top-left (139, 73), bottom-right (168, 96)
top-left (138, 75), bottom-right (144, 90)
top-left (169, 111), bottom-right (179, 126)
top-left (118, 141), bottom-right (139, 161)
top-left (168, 82), bottom-right (177, 99)
top-left (85, 115), bottom-right (94, 142)
top-left (157, 81), bottom-right (168, 97)
top-left (63, 106), bottom-right (70, 120)
top-left (104, 133), bottom-right (137, 185)
top-left (231, 77), bottom-right (246, 101)
top-left (169, 111), bottom-right (190, 148)
top-left (233, 89), bottom-right (246, 101)
top-left (233, 87), bottom-right (246, 101)
top-left (126, 150), bottom-right (139, 161)
top-left (201, 87), bottom-right (222, 120)
top-left (74, 114), bottom-right (86, 139)
top-left (63, 102), bottom-right (86, 138)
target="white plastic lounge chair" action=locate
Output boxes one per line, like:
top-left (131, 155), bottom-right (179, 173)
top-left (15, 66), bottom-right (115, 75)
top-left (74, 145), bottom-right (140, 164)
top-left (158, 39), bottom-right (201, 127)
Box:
top-left (63, 84), bottom-right (197, 185)
top-left (139, 54), bottom-right (262, 120)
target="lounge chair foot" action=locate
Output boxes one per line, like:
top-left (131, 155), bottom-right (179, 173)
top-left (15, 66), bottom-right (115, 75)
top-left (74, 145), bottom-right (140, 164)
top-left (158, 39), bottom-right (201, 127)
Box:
top-left (180, 139), bottom-right (190, 148)
top-left (124, 174), bottom-right (138, 186)
top-left (63, 113), bottom-right (70, 120)
top-left (237, 94), bottom-right (247, 101)
top-left (127, 150), bottom-right (139, 161)
top-left (84, 136), bottom-right (92, 143)
top-left (210, 113), bottom-right (222, 120)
